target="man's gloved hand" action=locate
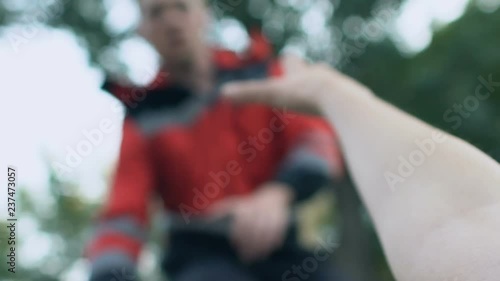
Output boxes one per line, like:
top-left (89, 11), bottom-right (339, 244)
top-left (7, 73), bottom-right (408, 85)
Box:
top-left (207, 182), bottom-right (294, 263)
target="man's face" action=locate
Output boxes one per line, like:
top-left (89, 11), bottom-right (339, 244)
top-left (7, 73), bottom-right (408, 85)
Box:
top-left (139, 0), bottom-right (208, 64)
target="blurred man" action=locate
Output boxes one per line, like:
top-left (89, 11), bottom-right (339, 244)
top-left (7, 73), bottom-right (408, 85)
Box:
top-left (85, 0), bottom-right (344, 280)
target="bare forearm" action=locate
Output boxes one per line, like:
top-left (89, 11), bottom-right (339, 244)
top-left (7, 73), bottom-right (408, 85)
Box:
top-left (221, 59), bottom-right (500, 280)
top-left (318, 83), bottom-right (500, 280)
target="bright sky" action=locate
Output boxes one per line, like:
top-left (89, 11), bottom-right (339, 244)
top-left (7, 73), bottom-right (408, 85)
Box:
top-left (1, 0), bottom-right (496, 279)
top-left (393, 0), bottom-right (470, 53)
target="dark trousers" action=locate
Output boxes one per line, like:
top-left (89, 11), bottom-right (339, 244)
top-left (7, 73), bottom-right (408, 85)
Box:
top-left (162, 227), bottom-right (345, 281)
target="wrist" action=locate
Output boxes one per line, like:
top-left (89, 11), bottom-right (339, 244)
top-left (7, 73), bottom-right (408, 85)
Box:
top-left (317, 73), bottom-right (375, 117)
top-left (257, 182), bottom-right (295, 205)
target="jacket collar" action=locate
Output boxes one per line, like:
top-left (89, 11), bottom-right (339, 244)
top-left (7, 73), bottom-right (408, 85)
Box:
top-left (148, 30), bottom-right (273, 91)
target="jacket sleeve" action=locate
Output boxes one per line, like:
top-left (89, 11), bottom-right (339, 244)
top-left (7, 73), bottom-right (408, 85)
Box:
top-left (274, 114), bottom-right (345, 202)
top-left (267, 60), bottom-right (344, 202)
top-left (85, 118), bottom-right (155, 281)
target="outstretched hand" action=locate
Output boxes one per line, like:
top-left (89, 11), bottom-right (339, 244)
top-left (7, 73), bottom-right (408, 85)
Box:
top-left (221, 56), bottom-right (372, 115)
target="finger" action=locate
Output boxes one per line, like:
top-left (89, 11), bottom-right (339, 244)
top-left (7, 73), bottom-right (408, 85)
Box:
top-left (255, 219), bottom-right (280, 261)
top-left (221, 79), bottom-right (284, 106)
top-left (241, 212), bottom-right (271, 262)
top-left (230, 205), bottom-right (255, 260)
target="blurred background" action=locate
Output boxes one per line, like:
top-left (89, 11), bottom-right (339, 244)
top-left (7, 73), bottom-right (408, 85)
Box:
top-left (0, 0), bottom-right (499, 280)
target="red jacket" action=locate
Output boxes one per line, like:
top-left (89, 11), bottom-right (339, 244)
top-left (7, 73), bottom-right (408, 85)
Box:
top-left (86, 35), bottom-right (344, 277)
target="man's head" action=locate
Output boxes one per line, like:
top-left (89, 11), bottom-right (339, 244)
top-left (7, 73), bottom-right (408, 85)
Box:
top-left (138, 0), bottom-right (210, 67)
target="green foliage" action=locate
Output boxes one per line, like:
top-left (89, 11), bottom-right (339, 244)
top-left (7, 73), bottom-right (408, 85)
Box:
top-left (352, 4), bottom-right (500, 157)
top-left (0, 173), bottom-right (97, 281)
